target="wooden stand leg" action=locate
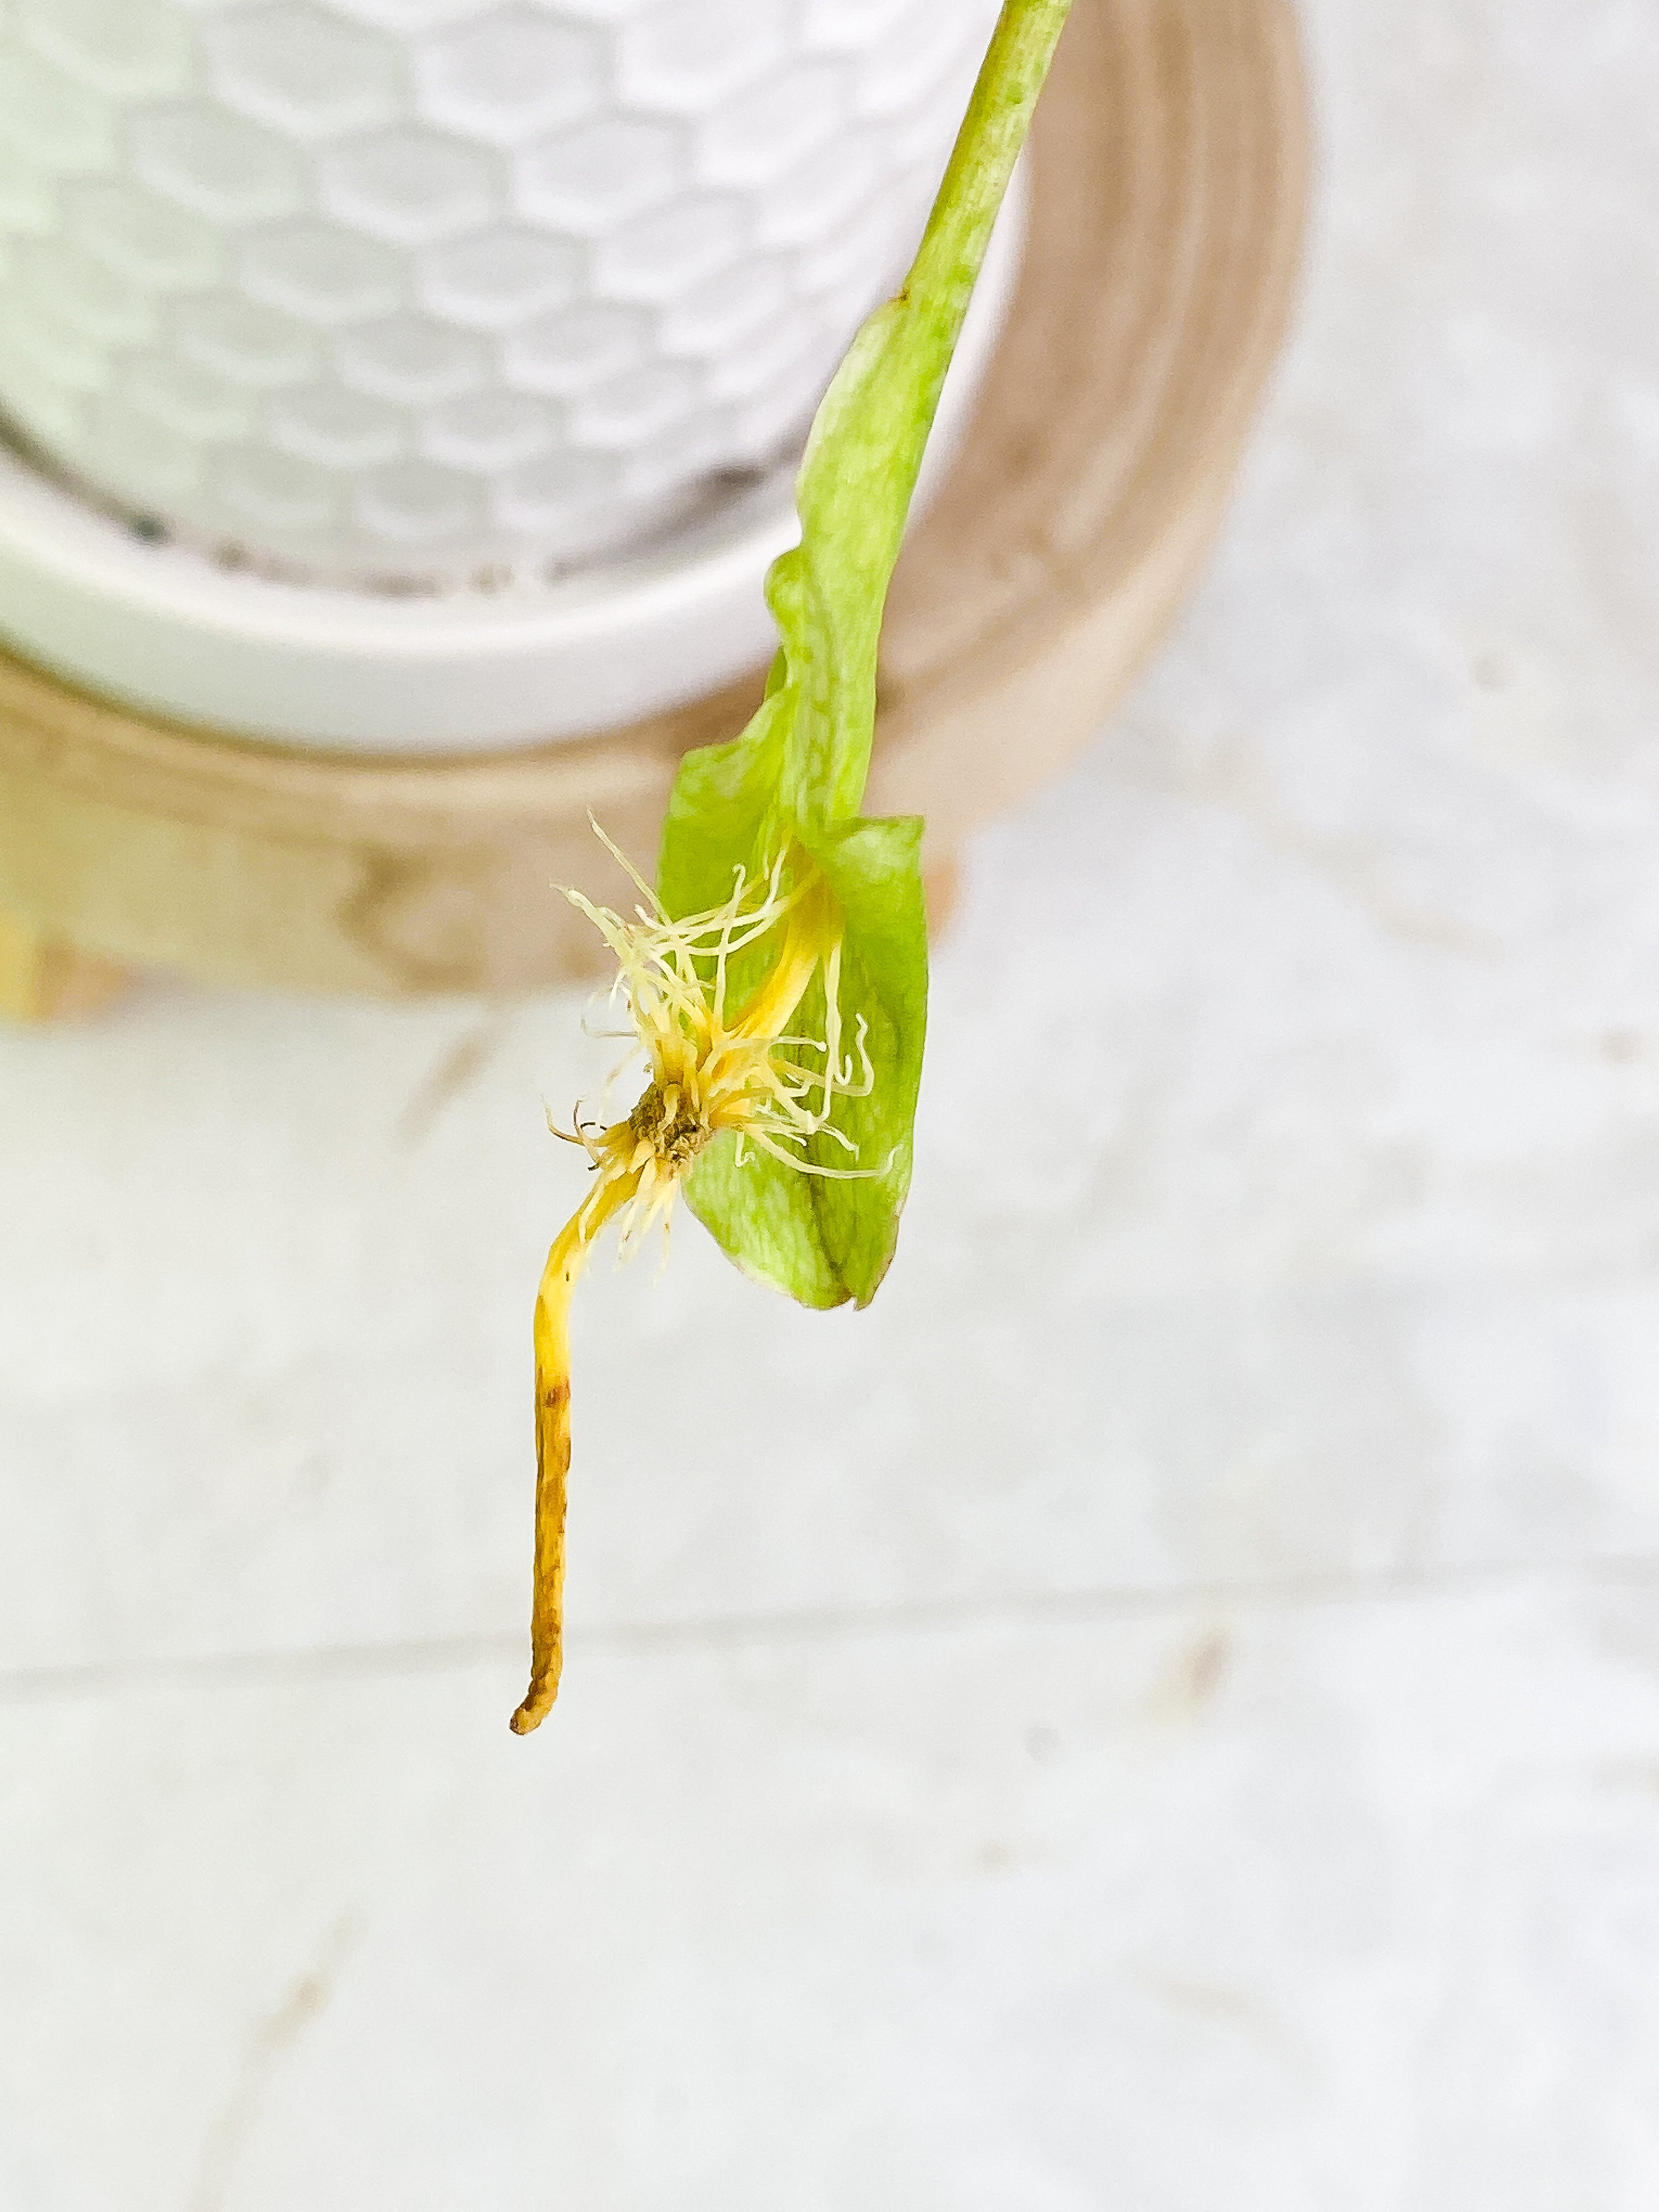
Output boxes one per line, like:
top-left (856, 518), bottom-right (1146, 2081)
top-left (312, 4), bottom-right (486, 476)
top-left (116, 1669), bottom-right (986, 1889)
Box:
top-left (0, 913), bottom-right (128, 1022)
top-left (923, 848), bottom-right (963, 940)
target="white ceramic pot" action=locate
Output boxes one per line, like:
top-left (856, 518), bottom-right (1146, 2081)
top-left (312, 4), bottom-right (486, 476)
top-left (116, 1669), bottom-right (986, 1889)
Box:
top-left (0, 0), bottom-right (1015, 749)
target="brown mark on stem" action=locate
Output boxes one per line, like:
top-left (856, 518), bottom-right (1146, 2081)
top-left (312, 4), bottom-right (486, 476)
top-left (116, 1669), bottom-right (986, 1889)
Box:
top-left (510, 1371), bottom-right (572, 1735)
top-left (510, 1165), bottom-right (641, 1734)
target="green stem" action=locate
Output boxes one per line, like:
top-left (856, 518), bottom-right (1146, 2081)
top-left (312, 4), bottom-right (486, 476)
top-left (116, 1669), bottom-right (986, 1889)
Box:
top-left (905, 0), bottom-right (1078, 453)
top-left (780, 0), bottom-right (1077, 826)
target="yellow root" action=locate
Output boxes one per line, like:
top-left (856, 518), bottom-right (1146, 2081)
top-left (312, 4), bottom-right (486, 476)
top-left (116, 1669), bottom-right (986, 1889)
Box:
top-left (509, 1170), bottom-right (640, 1734)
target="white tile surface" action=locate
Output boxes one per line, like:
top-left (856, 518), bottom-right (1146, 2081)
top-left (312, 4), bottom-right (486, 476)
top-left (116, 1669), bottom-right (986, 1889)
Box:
top-left (5, 1589), bottom-right (1659, 2212)
top-left (5, 0), bottom-right (1659, 2200)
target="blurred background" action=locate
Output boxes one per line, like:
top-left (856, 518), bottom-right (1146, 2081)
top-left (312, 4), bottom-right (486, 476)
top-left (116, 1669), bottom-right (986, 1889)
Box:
top-left (4, 0), bottom-right (1659, 2204)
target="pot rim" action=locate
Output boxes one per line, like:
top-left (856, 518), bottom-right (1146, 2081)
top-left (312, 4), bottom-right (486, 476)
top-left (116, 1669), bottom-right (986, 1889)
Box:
top-left (0, 171), bottom-right (1026, 757)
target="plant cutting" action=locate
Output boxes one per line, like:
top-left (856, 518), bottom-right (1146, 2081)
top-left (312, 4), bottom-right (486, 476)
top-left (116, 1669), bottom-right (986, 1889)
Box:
top-left (513, 0), bottom-right (1076, 1734)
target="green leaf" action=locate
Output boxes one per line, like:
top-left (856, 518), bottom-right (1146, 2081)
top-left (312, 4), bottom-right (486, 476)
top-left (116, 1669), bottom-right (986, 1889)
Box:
top-left (799, 814), bottom-right (929, 1302)
top-left (656, 680), bottom-right (787, 922)
top-left (659, 0), bottom-right (1074, 1310)
top-left (682, 815), bottom-right (928, 1308)
top-left (680, 1126), bottom-right (852, 1310)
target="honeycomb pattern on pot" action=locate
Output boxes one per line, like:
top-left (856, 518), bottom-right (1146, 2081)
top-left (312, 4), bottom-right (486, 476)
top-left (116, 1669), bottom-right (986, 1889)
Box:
top-left (0, 0), bottom-right (1002, 586)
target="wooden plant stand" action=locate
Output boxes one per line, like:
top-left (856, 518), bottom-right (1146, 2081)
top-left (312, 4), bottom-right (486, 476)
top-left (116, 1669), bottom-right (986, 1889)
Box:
top-left (0, 0), bottom-right (1308, 1013)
